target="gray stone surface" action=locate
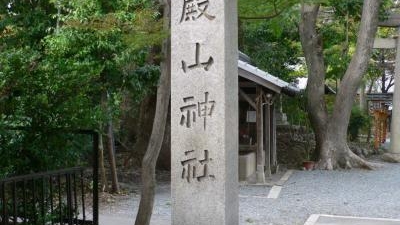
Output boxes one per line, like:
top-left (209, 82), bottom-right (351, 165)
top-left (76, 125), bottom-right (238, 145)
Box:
top-left (373, 38), bottom-right (397, 49)
top-left (382, 152), bottom-right (400, 163)
top-left (391, 37), bottom-right (400, 154)
top-left (170, 1), bottom-right (238, 225)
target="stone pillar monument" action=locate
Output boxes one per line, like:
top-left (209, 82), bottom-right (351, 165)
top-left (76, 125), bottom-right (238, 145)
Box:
top-left (389, 36), bottom-right (400, 155)
top-left (382, 36), bottom-right (400, 162)
top-left (171, 1), bottom-right (239, 225)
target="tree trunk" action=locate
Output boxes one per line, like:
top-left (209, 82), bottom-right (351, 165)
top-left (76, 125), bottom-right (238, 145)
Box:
top-left (105, 118), bottom-right (120, 193)
top-left (102, 91), bottom-right (120, 193)
top-left (299, 0), bottom-right (381, 170)
top-left (299, 4), bottom-right (329, 163)
top-left (134, 0), bottom-right (171, 224)
top-left (359, 82), bottom-right (367, 112)
top-left (123, 94), bottom-right (157, 167)
top-left (98, 132), bottom-right (108, 192)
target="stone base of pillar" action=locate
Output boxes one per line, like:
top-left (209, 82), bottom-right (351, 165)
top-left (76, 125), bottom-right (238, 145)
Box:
top-left (256, 165), bottom-right (265, 183)
top-left (382, 153), bottom-right (400, 163)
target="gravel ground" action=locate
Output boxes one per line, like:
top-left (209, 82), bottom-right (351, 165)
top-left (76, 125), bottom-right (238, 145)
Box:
top-left (99, 159), bottom-right (400, 225)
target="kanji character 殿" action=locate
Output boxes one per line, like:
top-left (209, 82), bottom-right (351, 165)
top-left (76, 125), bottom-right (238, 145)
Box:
top-left (180, 0), bottom-right (216, 23)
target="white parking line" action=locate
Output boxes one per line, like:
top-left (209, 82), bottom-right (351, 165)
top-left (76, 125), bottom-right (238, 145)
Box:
top-left (280, 170), bottom-right (294, 182)
top-left (304, 214), bottom-right (320, 225)
top-left (239, 195), bottom-right (270, 199)
top-left (276, 169), bottom-right (294, 186)
top-left (267, 185), bottom-right (282, 199)
top-left (304, 214), bottom-right (400, 225)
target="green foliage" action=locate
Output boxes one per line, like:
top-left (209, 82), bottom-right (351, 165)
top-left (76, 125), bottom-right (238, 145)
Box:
top-left (282, 94), bottom-right (309, 126)
top-left (238, 0), bottom-right (299, 19)
top-left (320, 0), bottom-right (394, 82)
top-left (348, 106), bottom-right (370, 141)
top-left (0, 0), bottom-right (163, 176)
top-left (239, 12), bottom-right (302, 82)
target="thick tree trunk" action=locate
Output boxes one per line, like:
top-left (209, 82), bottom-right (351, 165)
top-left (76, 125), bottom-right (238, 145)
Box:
top-left (318, 124), bottom-right (376, 169)
top-left (299, 4), bottom-right (328, 163)
top-left (300, 0), bottom-right (381, 169)
top-left (134, 1), bottom-right (170, 224)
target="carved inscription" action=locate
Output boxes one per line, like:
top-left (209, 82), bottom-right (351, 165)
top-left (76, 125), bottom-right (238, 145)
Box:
top-left (180, 0), bottom-right (216, 23)
top-left (181, 149), bottom-right (215, 182)
top-left (177, 0), bottom-right (218, 185)
top-left (180, 92), bottom-right (215, 130)
top-left (180, 96), bottom-right (197, 128)
top-left (182, 43), bottom-right (214, 73)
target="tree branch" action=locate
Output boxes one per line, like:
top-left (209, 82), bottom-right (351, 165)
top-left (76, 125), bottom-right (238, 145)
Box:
top-left (386, 75), bottom-right (394, 92)
top-left (331, 0), bottom-right (381, 136)
top-left (239, 0), bottom-right (286, 20)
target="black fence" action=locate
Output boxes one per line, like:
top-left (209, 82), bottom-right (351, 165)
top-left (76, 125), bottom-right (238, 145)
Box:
top-left (0, 129), bottom-right (99, 225)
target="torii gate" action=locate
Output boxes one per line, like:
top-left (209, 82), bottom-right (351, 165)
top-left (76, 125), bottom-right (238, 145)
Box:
top-left (374, 13), bottom-right (400, 160)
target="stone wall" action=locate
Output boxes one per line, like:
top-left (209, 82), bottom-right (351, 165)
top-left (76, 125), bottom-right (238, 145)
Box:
top-left (276, 125), bottom-right (375, 168)
top-left (276, 125), bottom-right (315, 168)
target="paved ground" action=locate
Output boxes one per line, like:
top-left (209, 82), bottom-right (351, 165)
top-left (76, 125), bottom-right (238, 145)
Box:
top-left (99, 157), bottom-right (400, 225)
top-left (305, 214), bottom-right (400, 225)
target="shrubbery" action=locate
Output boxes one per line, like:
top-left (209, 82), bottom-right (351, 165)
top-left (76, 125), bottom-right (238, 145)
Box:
top-left (348, 106), bottom-right (371, 141)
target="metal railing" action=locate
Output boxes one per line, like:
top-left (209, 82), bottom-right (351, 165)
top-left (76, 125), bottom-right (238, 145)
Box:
top-left (0, 167), bottom-right (93, 225)
top-left (0, 129), bottom-right (99, 225)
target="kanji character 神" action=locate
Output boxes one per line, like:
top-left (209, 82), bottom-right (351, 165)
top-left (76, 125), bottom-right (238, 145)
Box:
top-left (198, 92), bottom-right (215, 130)
top-left (179, 92), bottom-right (215, 130)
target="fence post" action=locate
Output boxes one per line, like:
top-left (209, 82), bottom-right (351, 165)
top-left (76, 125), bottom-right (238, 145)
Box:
top-left (92, 132), bottom-right (99, 225)
top-left (1, 182), bottom-right (6, 225)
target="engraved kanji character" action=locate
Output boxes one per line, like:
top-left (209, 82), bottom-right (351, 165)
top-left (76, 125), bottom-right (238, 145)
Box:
top-left (198, 92), bottom-right (215, 130)
top-left (182, 43), bottom-right (214, 73)
top-left (196, 150), bottom-right (215, 181)
top-left (181, 150), bottom-right (197, 182)
top-left (180, 0), bottom-right (216, 23)
top-left (180, 96), bottom-right (197, 128)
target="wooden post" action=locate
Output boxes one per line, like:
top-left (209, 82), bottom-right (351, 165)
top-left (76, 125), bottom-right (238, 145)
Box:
top-left (271, 103), bottom-right (277, 168)
top-left (382, 110), bottom-right (388, 143)
top-left (264, 97), bottom-right (271, 178)
top-left (256, 86), bottom-right (265, 183)
top-left (373, 110), bottom-right (379, 150)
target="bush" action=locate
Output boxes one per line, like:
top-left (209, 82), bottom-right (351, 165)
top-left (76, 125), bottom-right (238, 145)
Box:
top-left (348, 106), bottom-right (370, 141)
